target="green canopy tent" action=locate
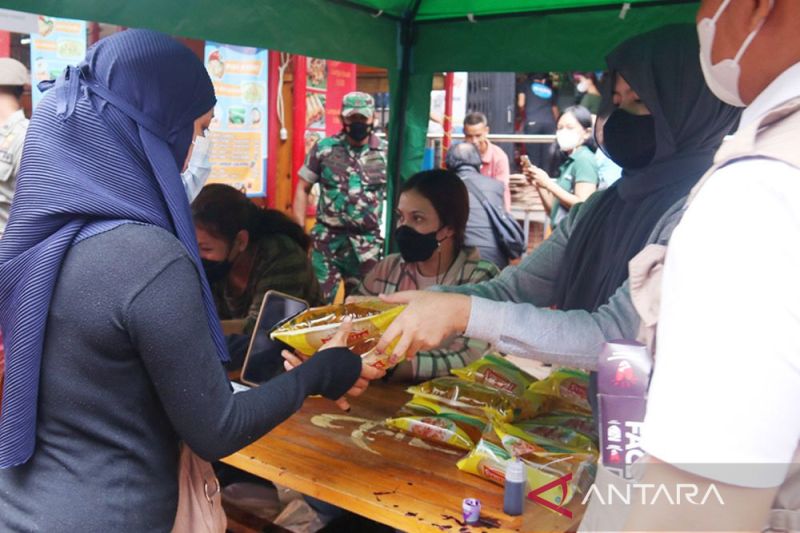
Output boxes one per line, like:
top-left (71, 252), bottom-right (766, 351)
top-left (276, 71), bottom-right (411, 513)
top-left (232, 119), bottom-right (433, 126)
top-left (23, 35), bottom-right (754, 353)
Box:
top-left (1, 0), bottom-right (699, 243)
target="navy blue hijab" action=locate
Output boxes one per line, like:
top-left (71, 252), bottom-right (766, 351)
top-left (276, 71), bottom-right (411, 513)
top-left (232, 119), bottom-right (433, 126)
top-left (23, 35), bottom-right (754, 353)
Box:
top-left (551, 24), bottom-right (741, 312)
top-left (0, 30), bottom-right (228, 468)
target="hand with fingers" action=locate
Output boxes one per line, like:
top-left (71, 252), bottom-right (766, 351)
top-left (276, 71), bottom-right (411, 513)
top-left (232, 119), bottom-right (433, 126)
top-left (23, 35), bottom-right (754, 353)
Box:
top-left (282, 316), bottom-right (385, 411)
top-left (375, 291), bottom-right (471, 362)
top-left (523, 163), bottom-right (552, 190)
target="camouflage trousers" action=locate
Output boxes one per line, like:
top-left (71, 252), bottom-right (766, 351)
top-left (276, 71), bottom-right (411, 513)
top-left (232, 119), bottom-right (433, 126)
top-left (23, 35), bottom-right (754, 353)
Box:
top-left (310, 224), bottom-right (383, 303)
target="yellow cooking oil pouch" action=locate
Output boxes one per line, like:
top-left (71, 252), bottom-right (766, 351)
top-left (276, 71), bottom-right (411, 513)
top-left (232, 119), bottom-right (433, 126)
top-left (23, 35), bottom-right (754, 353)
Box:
top-left (271, 300), bottom-right (405, 370)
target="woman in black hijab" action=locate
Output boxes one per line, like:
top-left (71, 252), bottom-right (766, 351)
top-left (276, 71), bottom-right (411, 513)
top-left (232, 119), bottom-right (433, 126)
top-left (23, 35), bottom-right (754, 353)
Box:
top-left (376, 24), bottom-right (741, 385)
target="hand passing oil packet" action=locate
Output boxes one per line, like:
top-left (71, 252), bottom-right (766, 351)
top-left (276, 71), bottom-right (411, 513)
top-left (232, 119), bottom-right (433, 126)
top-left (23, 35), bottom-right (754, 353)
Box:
top-left (271, 300), bottom-right (405, 370)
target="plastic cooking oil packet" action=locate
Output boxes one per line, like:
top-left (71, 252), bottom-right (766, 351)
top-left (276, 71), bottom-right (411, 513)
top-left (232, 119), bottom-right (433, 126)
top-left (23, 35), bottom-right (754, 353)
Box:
top-left (528, 368), bottom-right (592, 413)
top-left (386, 416), bottom-right (481, 451)
top-left (386, 396), bottom-right (488, 450)
top-left (407, 377), bottom-right (549, 422)
top-left (451, 354), bottom-right (537, 396)
top-left (456, 434), bottom-right (591, 510)
top-left (271, 299), bottom-right (406, 370)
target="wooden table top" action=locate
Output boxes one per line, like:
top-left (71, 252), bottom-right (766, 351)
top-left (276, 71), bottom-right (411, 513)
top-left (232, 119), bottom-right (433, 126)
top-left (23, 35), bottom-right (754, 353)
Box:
top-left (222, 382), bottom-right (584, 533)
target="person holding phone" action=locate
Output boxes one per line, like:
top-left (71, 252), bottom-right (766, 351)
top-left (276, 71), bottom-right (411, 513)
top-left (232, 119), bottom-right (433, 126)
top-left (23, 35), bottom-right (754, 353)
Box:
top-left (523, 105), bottom-right (600, 230)
top-left (193, 183), bottom-right (324, 336)
top-left (0, 31), bottom-right (382, 532)
top-left (374, 25), bottom-right (740, 401)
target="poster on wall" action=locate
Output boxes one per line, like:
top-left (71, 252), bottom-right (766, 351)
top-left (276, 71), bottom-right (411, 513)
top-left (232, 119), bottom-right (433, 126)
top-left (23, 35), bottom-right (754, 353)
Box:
top-left (204, 42), bottom-right (268, 197)
top-left (303, 57), bottom-right (356, 157)
top-left (428, 72), bottom-right (468, 135)
top-left (300, 57), bottom-right (357, 216)
top-left (30, 16), bottom-right (87, 109)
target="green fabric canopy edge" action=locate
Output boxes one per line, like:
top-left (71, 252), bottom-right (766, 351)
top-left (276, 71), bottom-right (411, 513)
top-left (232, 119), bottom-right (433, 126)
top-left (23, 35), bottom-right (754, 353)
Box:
top-left (1, 0), bottom-right (699, 253)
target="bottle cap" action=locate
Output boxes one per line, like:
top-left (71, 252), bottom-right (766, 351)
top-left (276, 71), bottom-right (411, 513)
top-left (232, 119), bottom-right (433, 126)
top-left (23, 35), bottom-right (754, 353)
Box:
top-left (506, 458), bottom-right (526, 483)
top-left (462, 498), bottom-right (481, 524)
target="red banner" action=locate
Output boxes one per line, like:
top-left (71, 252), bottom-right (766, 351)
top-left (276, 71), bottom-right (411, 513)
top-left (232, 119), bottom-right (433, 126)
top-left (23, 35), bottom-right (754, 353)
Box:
top-left (293, 56), bottom-right (357, 215)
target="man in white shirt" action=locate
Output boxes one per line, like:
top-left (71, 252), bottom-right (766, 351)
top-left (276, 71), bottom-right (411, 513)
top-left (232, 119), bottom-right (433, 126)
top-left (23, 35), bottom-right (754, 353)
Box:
top-left (625, 1), bottom-right (800, 530)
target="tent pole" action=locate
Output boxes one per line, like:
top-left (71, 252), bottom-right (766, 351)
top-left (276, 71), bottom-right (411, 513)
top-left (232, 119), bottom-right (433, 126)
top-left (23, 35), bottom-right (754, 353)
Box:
top-left (384, 0), bottom-right (422, 256)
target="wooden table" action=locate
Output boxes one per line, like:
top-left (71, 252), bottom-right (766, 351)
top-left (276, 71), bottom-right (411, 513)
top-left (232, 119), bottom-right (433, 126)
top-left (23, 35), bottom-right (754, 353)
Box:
top-left (222, 383), bottom-right (585, 532)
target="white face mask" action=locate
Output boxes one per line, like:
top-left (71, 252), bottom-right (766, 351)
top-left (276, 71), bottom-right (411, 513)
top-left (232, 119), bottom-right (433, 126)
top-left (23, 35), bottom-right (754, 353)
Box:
top-left (697, 0), bottom-right (772, 107)
top-left (181, 131), bottom-right (213, 203)
top-left (556, 128), bottom-right (583, 152)
top-left (576, 80), bottom-right (589, 93)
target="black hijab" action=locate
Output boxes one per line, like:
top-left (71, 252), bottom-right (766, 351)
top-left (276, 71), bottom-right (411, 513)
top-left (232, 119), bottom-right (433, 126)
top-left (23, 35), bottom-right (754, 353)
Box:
top-left (551, 24), bottom-right (741, 313)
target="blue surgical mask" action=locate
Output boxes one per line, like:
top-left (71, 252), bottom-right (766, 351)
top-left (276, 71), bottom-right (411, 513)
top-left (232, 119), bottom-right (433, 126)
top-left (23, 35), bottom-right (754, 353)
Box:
top-left (182, 131), bottom-right (212, 202)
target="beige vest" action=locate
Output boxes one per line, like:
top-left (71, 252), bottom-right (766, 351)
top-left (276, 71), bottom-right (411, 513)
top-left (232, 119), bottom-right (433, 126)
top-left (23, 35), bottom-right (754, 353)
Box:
top-left (629, 96), bottom-right (800, 532)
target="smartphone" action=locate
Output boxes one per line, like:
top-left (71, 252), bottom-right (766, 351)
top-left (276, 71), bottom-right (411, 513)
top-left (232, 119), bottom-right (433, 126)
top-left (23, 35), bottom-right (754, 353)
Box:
top-left (240, 291), bottom-right (309, 387)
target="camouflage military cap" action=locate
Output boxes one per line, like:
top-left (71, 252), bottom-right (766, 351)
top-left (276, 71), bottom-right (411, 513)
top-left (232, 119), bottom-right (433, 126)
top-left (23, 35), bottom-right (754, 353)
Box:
top-left (341, 91), bottom-right (374, 118)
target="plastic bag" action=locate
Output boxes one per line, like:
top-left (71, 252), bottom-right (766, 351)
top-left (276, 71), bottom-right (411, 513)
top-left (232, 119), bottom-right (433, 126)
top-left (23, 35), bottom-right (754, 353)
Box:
top-left (456, 424), bottom-right (593, 509)
top-left (386, 396), bottom-right (487, 450)
top-left (509, 420), bottom-right (598, 455)
top-left (529, 413), bottom-right (598, 442)
top-left (494, 420), bottom-right (598, 457)
top-left (271, 300), bottom-right (405, 370)
top-left (407, 377), bottom-right (548, 422)
top-left (528, 368), bottom-right (592, 413)
top-left (451, 354), bottom-right (537, 396)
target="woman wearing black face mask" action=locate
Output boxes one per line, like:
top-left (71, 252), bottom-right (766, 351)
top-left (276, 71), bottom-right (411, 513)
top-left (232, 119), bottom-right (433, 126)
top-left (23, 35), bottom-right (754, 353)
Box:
top-left (193, 184), bottom-right (323, 336)
top-left (375, 24), bottom-right (741, 406)
top-left (349, 169), bottom-right (499, 382)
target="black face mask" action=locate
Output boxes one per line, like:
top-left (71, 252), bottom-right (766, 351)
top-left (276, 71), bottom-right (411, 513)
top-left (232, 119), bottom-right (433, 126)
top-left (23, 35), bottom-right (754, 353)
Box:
top-left (345, 121), bottom-right (372, 143)
top-left (395, 225), bottom-right (440, 263)
top-left (602, 109), bottom-right (657, 169)
top-left (202, 258), bottom-right (233, 284)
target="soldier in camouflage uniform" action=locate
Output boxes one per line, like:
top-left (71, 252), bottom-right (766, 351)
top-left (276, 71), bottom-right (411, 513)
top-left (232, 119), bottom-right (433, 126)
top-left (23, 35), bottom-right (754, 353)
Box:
top-left (293, 92), bottom-right (388, 302)
top-left (0, 59), bottom-right (30, 238)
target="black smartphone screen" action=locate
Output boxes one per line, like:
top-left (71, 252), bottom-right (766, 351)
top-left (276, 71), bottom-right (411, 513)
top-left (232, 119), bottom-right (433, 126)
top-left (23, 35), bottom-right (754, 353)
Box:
top-left (240, 291), bottom-right (308, 386)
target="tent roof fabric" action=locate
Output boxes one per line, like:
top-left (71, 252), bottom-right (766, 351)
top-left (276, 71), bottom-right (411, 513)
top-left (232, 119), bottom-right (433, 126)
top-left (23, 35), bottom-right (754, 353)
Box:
top-left (349, 0), bottom-right (692, 21)
top-left (5, 1), bottom-right (698, 71)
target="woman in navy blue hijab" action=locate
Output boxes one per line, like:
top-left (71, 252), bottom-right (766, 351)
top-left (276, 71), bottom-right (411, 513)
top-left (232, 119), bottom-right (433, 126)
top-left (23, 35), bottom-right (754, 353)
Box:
top-left (0, 30), bottom-right (372, 532)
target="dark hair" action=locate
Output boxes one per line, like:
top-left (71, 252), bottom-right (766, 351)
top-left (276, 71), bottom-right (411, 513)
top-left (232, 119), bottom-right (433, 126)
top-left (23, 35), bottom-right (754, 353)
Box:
top-left (192, 184), bottom-right (310, 251)
top-left (463, 111), bottom-right (488, 128)
top-left (400, 169), bottom-right (469, 251)
top-left (445, 142), bottom-right (482, 171)
top-left (0, 86), bottom-right (23, 99)
top-left (561, 105), bottom-right (593, 130)
top-left (561, 105), bottom-right (596, 152)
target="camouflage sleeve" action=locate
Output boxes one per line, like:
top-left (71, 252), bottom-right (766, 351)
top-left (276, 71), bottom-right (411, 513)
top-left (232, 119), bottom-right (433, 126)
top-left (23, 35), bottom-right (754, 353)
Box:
top-left (298, 141), bottom-right (322, 184)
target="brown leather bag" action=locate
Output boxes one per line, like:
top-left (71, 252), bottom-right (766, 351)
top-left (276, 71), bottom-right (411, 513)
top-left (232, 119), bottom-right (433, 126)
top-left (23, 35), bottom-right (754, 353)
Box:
top-left (171, 443), bottom-right (227, 533)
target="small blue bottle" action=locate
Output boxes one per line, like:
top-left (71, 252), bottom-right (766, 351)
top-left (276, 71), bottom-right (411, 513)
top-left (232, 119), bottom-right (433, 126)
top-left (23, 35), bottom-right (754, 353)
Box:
top-left (504, 458), bottom-right (525, 516)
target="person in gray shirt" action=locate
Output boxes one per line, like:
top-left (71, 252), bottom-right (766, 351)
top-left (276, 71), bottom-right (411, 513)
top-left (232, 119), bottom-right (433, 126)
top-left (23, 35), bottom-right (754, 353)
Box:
top-left (446, 142), bottom-right (509, 268)
top-left (376, 25), bottom-right (740, 385)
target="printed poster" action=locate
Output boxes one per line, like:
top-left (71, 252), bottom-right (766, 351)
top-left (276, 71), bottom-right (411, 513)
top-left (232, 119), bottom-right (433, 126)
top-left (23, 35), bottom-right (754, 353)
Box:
top-left (204, 42), bottom-right (268, 197)
top-left (30, 16), bottom-right (87, 108)
top-left (303, 58), bottom-right (357, 157)
top-left (302, 58), bottom-right (357, 216)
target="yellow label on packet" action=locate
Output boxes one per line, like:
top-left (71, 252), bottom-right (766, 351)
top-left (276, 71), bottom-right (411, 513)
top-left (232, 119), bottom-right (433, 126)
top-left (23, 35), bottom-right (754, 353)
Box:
top-left (271, 299), bottom-right (406, 369)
